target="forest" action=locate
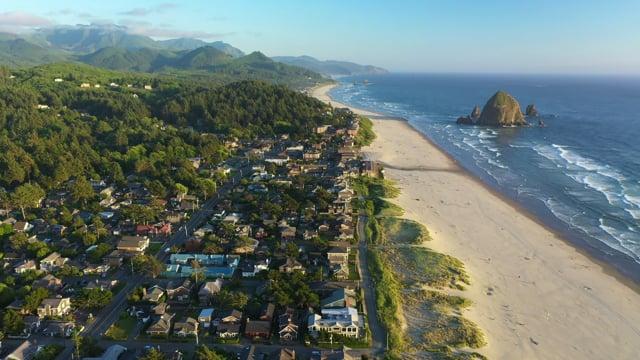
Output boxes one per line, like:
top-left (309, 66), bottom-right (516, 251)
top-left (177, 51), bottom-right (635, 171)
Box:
top-left (0, 62), bottom-right (341, 196)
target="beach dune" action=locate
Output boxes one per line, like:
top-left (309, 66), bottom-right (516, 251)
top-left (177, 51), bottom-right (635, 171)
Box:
top-left (313, 84), bottom-right (640, 360)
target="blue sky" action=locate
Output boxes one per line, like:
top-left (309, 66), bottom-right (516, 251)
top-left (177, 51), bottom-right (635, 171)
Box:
top-left (1, 0), bottom-right (639, 74)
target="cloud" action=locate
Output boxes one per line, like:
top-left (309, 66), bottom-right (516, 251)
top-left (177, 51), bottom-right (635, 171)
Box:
top-left (117, 18), bottom-right (232, 40)
top-left (119, 2), bottom-right (178, 17)
top-left (0, 11), bottom-right (52, 29)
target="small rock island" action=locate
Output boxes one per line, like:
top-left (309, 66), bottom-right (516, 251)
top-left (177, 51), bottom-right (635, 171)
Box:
top-left (457, 90), bottom-right (538, 127)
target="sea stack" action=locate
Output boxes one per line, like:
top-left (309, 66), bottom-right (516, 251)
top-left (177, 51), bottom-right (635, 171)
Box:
top-left (456, 105), bottom-right (482, 124)
top-left (471, 105), bottom-right (481, 120)
top-left (525, 104), bottom-right (539, 117)
top-left (477, 91), bottom-right (527, 126)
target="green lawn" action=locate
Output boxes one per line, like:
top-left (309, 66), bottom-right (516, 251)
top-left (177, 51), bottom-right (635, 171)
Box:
top-left (146, 242), bottom-right (164, 255)
top-left (104, 313), bottom-right (138, 340)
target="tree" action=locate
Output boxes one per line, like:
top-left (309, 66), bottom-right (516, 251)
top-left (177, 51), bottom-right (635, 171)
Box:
top-left (9, 232), bottom-right (29, 252)
top-left (23, 287), bottom-right (49, 314)
top-left (73, 288), bottom-right (113, 310)
top-left (2, 309), bottom-right (25, 335)
top-left (191, 260), bottom-right (204, 284)
top-left (215, 289), bottom-right (248, 310)
top-left (140, 348), bottom-right (167, 360)
top-left (11, 183), bottom-right (45, 220)
top-left (195, 345), bottom-right (228, 360)
top-left (0, 188), bottom-right (10, 214)
top-left (175, 183), bottom-right (188, 196)
top-left (132, 254), bottom-right (164, 278)
top-left (70, 176), bottom-right (95, 205)
top-left (197, 178), bottom-right (216, 199)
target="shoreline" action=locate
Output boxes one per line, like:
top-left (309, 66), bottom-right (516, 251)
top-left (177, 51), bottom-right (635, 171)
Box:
top-left (312, 83), bottom-right (640, 359)
top-left (316, 83), bottom-right (640, 293)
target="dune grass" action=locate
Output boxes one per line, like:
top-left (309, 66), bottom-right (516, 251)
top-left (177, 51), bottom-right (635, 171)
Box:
top-left (355, 116), bottom-right (376, 147)
top-left (380, 217), bottom-right (431, 245)
top-left (422, 315), bottom-right (487, 350)
top-left (390, 247), bottom-right (470, 290)
top-left (405, 289), bottom-right (472, 312)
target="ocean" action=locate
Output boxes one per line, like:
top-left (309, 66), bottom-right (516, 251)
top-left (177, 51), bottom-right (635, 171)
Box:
top-left (330, 73), bottom-right (640, 281)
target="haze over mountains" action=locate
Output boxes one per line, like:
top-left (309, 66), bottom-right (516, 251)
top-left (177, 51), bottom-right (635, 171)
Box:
top-left (273, 56), bottom-right (388, 76)
top-left (0, 24), bottom-right (386, 79)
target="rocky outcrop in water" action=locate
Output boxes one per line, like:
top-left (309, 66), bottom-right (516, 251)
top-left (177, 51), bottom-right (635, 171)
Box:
top-left (456, 105), bottom-right (482, 125)
top-left (525, 104), bottom-right (539, 117)
top-left (471, 105), bottom-right (481, 119)
top-left (476, 91), bottom-right (527, 126)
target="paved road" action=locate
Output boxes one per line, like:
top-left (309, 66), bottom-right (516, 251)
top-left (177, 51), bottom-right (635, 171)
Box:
top-left (357, 214), bottom-right (387, 356)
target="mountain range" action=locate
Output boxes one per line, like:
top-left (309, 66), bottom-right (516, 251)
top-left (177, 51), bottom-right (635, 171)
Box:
top-left (0, 24), bottom-right (387, 84)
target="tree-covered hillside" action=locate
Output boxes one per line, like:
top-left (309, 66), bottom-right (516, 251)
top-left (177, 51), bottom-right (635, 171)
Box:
top-left (0, 63), bottom-right (341, 194)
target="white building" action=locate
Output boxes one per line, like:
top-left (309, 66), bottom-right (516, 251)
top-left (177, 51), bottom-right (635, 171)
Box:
top-left (307, 307), bottom-right (364, 338)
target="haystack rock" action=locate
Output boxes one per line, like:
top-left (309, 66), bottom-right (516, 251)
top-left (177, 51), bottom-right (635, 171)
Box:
top-left (477, 91), bottom-right (527, 126)
top-left (525, 104), bottom-right (539, 117)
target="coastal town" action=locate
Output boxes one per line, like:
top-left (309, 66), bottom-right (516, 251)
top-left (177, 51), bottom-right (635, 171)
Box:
top-left (0, 87), bottom-right (384, 360)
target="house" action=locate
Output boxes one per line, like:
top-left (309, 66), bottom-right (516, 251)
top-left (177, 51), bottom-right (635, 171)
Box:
top-left (174, 317), bottom-right (198, 337)
top-left (33, 274), bottom-right (63, 291)
top-left (198, 279), bottom-right (223, 305)
top-left (198, 308), bottom-right (214, 328)
top-left (332, 263), bottom-right (349, 280)
top-left (143, 285), bottom-right (165, 303)
top-left (307, 307), bottom-right (363, 338)
top-left (244, 318), bottom-right (271, 340)
top-left (216, 321), bottom-right (241, 339)
top-left (5, 340), bottom-right (40, 360)
top-left (39, 252), bottom-right (68, 272)
top-left (147, 313), bottom-right (174, 337)
top-left (310, 349), bottom-right (355, 360)
top-left (241, 258), bottom-right (270, 277)
top-left (83, 264), bottom-right (111, 276)
top-left (80, 83), bottom-right (91, 88)
top-left (166, 279), bottom-right (193, 303)
top-left (116, 235), bottom-right (149, 254)
top-left (15, 259), bottom-right (38, 274)
top-left (316, 125), bottom-right (331, 134)
top-left (279, 225), bottom-right (297, 240)
top-left (260, 303), bottom-right (275, 321)
top-left (54, 78), bottom-right (64, 82)
top-left (215, 309), bottom-right (242, 338)
top-left (279, 258), bottom-right (305, 274)
top-left (321, 288), bottom-right (357, 309)
top-left (152, 302), bottom-right (169, 316)
top-left (278, 310), bottom-right (299, 343)
top-left (327, 247), bottom-right (349, 267)
top-left (104, 250), bottom-right (124, 267)
top-left (86, 279), bottom-right (119, 291)
top-left (144, 85), bottom-right (153, 90)
top-left (37, 297), bottom-right (71, 318)
top-left (14, 221), bottom-right (33, 232)
top-left (265, 155), bottom-right (289, 165)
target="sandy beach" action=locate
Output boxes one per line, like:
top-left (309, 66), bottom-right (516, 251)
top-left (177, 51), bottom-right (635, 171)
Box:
top-left (313, 84), bottom-right (640, 359)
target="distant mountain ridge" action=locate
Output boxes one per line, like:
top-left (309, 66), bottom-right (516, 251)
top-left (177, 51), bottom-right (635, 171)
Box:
top-left (25, 24), bottom-right (245, 57)
top-left (0, 24), bottom-right (386, 89)
top-left (272, 55), bottom-right (388, 76)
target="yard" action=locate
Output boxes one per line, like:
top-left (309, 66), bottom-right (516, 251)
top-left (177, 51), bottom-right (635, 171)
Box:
top-left (146, 241), bottom-right (164, 255)
top-left (104, 312), bottom-right (138, 340)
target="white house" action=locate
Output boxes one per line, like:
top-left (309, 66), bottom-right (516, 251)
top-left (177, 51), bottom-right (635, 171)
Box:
top-left (307, 307), bottom-right (363, 338)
